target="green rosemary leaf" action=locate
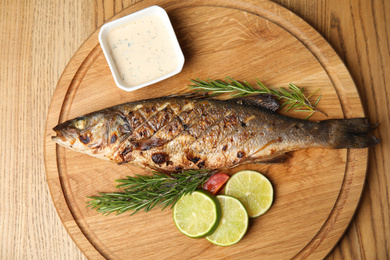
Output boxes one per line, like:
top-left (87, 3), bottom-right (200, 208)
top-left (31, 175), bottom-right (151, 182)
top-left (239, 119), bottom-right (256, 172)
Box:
top-left (243, 80), bottom-right (255, 91)
top-left (314, 95), bottom-right (322, 107)
top-left (188, 77), bottom-right (326, 118)
top-left (288, 83), bottom-right (301, 93)
top-left (292, 109), bottom-right (315, 112)
top-left (306, 88), bottom-right (320, 99)
top-left (87, 170), bottom-right (214, 216)
top-left (279, 100), bottom-right (292, 109)
top-left (284, 102), bottom-right (297, 112)
top-left (305, 112), bottom-right (315, 120)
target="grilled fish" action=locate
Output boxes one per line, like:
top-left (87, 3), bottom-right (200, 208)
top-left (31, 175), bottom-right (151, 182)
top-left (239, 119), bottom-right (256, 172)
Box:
top-left (52, 96), bottom-right (380, 172)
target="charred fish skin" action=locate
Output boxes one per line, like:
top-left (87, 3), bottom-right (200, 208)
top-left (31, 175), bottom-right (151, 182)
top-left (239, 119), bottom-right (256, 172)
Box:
top-left (52, 97), bottom-right (380, 172)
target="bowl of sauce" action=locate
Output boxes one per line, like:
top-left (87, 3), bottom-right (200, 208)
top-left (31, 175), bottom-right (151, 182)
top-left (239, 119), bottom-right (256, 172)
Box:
top-left (99, 6), bottom-right (185, 92)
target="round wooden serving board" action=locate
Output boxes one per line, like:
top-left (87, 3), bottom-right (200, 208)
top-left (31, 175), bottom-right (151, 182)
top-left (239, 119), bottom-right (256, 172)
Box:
top-left (44, 0), bottom-right (369, 259)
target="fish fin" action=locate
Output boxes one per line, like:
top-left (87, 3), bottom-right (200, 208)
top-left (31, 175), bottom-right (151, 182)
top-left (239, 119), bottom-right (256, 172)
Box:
top-left (164, 92), bottom-right (210, 99)
top-left (117, 161), bottom-right (129, 165)
top-left (231, 94), bottom-right (280, 112)
top-left (246, 153), bottom-right (289, 164)
top-left (165, 93), bottom-right (280, 111)
top-left (325, 118), bottom-right (381, 149)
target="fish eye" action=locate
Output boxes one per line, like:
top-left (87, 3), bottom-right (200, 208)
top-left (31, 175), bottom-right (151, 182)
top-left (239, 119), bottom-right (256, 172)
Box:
top-left (74, 117), bottom-right (87, 130)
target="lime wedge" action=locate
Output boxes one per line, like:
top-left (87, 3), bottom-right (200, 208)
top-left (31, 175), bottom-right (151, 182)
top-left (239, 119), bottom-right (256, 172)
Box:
top-left (206, 195), bottom-right (248, 246)
top-left (173, 189), bottom-right (221, 238)
top-left (224, 170), bottom-right (273, 218)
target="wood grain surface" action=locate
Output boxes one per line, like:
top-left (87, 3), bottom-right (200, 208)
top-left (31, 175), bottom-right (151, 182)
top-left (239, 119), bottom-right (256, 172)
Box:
top-left (43, 0), bottom-right (369, 259)
top-left (0, 0), bottom-right (388, 259)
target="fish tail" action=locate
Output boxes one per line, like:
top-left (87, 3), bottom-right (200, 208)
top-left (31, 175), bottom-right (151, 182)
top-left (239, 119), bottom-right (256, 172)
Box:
top-left (324, 118), bottom-right (381, 149)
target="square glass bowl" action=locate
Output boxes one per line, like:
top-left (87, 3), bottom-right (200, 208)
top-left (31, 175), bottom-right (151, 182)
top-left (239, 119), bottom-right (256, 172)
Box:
top-left (98, 6), bottom-right (185, 92)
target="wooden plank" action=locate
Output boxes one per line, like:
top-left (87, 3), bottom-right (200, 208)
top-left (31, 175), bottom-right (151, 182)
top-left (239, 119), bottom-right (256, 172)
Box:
top-left (1, 0), bottom-right (388, 259)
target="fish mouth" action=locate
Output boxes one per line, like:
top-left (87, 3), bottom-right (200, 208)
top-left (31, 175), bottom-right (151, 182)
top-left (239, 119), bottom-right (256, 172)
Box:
top-left (51, 135), bottom-right (64, 144)
top-left (51, 135), bottom-right (69, 149)
top-left (51, 127), bottom-right (68, 146)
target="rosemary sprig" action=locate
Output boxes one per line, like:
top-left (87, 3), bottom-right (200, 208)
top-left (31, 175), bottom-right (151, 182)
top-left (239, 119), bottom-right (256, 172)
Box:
top-left (189, 77), bottom-right (327, 119)
top-left (87, 170), bottom-right (214, 216)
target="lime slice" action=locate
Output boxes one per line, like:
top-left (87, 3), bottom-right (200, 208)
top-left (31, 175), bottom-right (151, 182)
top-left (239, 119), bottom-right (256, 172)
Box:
top-left (224, 170), bottom-right (273, 218)
top-left (206, 195), bottom-right (248, 246)
top-left (173, 189), bottom-right (221, 238)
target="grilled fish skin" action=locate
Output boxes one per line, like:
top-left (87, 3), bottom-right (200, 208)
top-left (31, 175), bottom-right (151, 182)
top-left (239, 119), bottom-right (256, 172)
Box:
top-left (52, 97), bottom-right (380, 172)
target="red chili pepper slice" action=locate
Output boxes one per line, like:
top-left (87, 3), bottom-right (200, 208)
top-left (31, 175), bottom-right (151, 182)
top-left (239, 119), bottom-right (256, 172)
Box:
top-left (203, 173), bottom-right (230, 195)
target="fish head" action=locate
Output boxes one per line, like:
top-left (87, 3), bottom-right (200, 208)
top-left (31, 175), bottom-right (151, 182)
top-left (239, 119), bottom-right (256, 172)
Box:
top-left (51, 112), bottom-right (124, 160)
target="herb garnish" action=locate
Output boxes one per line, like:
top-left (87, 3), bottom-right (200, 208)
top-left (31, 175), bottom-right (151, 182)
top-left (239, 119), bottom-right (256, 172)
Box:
top-left (189, 77), bottom-right (327, 119)
top-left (87, 77), bottom-right (327, 216)
top-left (87, 170), bottom-right (214, 215)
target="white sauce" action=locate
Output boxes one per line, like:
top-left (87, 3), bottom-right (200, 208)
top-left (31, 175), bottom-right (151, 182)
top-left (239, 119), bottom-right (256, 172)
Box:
top-left (107, 15), bottom-right (179, 87)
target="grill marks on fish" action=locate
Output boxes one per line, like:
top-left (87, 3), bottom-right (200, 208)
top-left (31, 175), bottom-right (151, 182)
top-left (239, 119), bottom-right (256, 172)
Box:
top-left (185, 113), bottom-right (226, 153)
top-left (176, 107), bottom-right (231, 168)
top-left (114, 99), bottom-right (253, 170)
top-left (162, 103), bottom-right (208, 142)
top-left (212, 114), bottom-right (247, 149)
top-left (127, 101), bottom-right (203, 150)
top-left (211, 116), bottom-right (247, 166)
top-left (138, 117), bottom-right (184, 150)
top-left (79, 134), bottom-right (91, 144)
top-left (110, 100), bottom-right (199, 165)
top-left (151, 152), bottom-right (170, 165)
top-left (110, 133), bottom-right (117, 144)
top-left (185, 112), bottom-right (241, 167)
top-left (118, 102), bottom-right (166, 142)
top-left (116, 110), bottom-right (144, 137)
top-left (151, 101), bottom-right (263, 169)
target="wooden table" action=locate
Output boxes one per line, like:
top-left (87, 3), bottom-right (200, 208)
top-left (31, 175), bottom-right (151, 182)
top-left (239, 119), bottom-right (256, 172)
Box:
top-left (1, 0), bottom-right (388, 259)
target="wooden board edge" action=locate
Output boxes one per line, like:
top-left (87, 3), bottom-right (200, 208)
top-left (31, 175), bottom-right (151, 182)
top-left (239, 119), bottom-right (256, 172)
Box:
top-left (247, 1), bottom-right (368, 258)
top-left (300, 148), bottom-right (368, 259)
top-left (44, 25), bottom-right (107, 260)
top-left (197, 0), bottom-right (368, 258)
